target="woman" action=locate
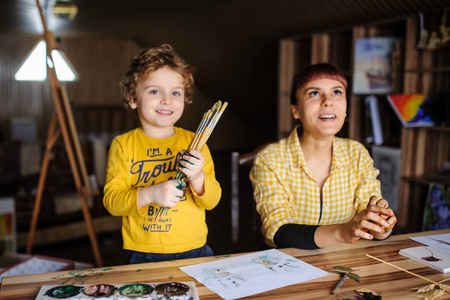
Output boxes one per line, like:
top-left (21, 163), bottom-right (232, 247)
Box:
top-left (250, 63), bottom-right (397, 249)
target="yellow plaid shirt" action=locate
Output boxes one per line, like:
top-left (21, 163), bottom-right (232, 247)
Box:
top-left (250, 126), bottom-right (382, 245)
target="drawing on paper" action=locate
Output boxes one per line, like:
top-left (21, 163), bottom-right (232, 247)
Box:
top-left (201, 267), bottom-right (247, 289)
top-left (200, 254), bottom-right (302, 290)
top-left (251, 256), bottom-right (301, 272)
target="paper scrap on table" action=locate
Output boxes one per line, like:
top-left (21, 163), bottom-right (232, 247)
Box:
top-left (399, 246), bottom-right (450, 273)
top-left (180, 248), bottom-right (329, 300)
top-left (411, 233), bottom-right (450, 254)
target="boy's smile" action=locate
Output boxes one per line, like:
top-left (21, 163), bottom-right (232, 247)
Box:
top-left (131, 66), bottom-right (186, 139)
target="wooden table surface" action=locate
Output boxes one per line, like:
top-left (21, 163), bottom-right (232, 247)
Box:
top-left (2, 229), bottom-right (450, 299)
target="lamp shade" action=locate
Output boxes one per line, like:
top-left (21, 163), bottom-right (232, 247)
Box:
top-left (15, 39), bottom-right (78, 82)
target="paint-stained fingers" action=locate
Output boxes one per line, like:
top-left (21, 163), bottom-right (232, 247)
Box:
top-left (368, 195), bottom-right (379, 207)
top-left (356, 227), bottom-right (373, 240)
top-left (376, 197), bottom-right (389, 208)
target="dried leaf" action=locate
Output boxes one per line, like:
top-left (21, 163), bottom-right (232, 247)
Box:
top-left (333, 266), bottom-right (353, 272)
top-left (412, 284), bottom-right (436, 293)
top-left (426, 289), bottom-right (444, 300)
top-left (438, 284), bottom-right (450, 293)
top-left (348, 272), bottom-right (361, 282)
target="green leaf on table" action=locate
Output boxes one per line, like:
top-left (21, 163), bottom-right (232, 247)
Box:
top-left (348, 272), bottom-right (360, 282)
top-left (333, 266), bottom-right (353, 272)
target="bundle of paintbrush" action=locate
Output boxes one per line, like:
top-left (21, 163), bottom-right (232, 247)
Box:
top-left (154, 100), bottom-right (228, 219)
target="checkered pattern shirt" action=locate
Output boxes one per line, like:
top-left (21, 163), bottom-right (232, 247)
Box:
top-left (250, 126), bottom-right (382, 244)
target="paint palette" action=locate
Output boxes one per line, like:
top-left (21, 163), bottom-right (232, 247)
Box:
top-left (35, 282), bottom-right (199, 300)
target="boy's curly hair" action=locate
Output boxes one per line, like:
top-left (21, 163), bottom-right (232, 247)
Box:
top-left (121, 44), bottom-right (195, 114)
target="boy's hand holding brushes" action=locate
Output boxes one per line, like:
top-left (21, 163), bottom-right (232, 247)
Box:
top-left (154, 100), bottom-right (228, 219)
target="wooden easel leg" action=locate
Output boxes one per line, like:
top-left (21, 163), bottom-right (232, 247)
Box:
top-left (53, 86), bottom-right (103, 266)
top-left (26, 113), bottom-right (103, 266)
top-left (27, 114), bottom-right (60, 254)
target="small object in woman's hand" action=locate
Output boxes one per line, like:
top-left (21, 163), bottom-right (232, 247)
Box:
top-left (374, 196), bottom-right (390, 230)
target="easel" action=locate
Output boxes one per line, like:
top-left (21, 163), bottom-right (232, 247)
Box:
top-left (26, 0), bottom-right (103, 267)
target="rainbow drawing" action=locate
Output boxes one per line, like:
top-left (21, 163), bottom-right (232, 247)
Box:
top-left (387, 94), bottom-right (435, 127)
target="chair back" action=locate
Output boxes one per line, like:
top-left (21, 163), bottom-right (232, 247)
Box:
top-left (230, 143), bottom-right (271, 252)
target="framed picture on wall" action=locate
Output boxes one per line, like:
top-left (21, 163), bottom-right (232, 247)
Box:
top-left (353, 37), bottom-right (401, 94)
top-left (422, 183), bottom-right (450, 231)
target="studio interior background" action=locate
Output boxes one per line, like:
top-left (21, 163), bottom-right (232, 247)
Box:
top-left (0, 0), bottom-right (449, 267)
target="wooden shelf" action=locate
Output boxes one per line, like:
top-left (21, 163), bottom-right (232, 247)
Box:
top-left (405, 67), bottom-right (450, 73)
top-left (406, 126), bottom-right (450, 133)
top-left (401, 175), bottom-right (450, 187)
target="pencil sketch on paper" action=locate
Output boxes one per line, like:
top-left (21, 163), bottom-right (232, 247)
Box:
top-left (251, 255), bottom-right (301, 272)
top-left (199, 254), bottom-right (302, 290)
top-left (201, 267), bottom-right (248, 289)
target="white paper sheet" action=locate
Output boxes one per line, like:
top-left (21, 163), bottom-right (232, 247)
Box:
top-left (399, 246), bottom-right (450, 273)
top-left (180, 249), bottom-right (329, 300)
top-left (411, 233), bottom-right (450, 254)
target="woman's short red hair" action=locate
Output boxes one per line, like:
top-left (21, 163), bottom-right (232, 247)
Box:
top-left (289, 63), bottom-right (347, 105)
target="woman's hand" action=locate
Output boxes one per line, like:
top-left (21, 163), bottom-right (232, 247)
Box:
top-left (340, 196), bottom-right (397, 243)
top-left (178, 149), bottom-right (206, 195)
top-left (137, 180), bottom-right (184, 209)
top-left (369, 195), bottom-right (397, 239)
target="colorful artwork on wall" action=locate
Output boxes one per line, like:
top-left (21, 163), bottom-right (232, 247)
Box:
top-left (353, 37), bottom-right (401, 94)
top-left (387, 94), bottom-right (435, 127)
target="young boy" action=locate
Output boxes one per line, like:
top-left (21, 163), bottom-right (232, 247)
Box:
top-left (103, 44), bottom-right (222, 264)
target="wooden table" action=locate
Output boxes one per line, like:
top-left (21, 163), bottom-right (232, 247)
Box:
top-left (2, 229), bottom-right (450, 299)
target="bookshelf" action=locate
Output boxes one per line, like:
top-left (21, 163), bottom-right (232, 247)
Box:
top-left (277, 14), bottom-right (450, 233)
top-left (399, 15), bottom-right (450, 233)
